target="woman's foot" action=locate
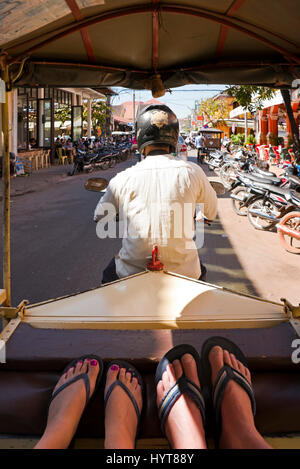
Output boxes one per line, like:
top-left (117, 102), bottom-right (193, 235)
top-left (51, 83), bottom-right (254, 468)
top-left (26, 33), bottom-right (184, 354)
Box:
top-left (156, 353), bottom-right (207, 449)
top-left (35, 358), bottom-right (100, 449)
top-left (104, 364), bottom-right (143, 449)
top-left (209, 346), bottom-right (271, 449)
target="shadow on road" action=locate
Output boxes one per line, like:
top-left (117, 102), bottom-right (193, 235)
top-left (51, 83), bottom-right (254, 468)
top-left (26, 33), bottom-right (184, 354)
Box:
top-left (189, 153), bottom-right (258, 296)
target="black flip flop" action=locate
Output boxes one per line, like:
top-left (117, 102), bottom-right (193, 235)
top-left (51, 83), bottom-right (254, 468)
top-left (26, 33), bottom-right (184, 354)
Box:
top-left (104, 360), bottom-right (144, 446)
top-left (201, 336), bottom-right (256, 447)
top-left (155, 344), bottom-right (206, 438)
top-left (48, 354), bottom-right (104, 413)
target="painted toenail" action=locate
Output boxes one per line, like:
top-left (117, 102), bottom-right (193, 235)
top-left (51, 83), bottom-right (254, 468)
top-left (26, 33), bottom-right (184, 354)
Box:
top-left (111, 364), bottom-right (119, 371)
top-left (90, 360), bottom-right (98, 366)
top-left (78, 361), bottom-right (83, 364)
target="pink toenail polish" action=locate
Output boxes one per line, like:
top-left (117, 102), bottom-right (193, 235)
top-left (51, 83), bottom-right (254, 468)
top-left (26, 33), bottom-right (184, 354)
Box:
top-left (90, 360), bottom-right (98, 366)
top-left (111, 364), bottom-right (119, 371)
top-left (79, 361), bottom-right (83, 364)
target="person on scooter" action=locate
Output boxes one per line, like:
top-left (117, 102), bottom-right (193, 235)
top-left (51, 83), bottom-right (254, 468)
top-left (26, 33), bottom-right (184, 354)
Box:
top-left (94, 104), bottom-right (218, 284)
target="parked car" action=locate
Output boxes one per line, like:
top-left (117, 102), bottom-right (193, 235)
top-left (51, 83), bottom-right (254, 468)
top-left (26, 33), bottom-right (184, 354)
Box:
top-left (177, 135), bottom-right (188, 160)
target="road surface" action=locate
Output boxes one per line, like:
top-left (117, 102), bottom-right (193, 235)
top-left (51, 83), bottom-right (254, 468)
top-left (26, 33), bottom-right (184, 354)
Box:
top-left (0, 151), bottom-right (299, 307)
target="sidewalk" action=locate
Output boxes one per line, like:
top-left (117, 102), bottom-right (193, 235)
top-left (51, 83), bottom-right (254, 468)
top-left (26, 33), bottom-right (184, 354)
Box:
top-left (0, 164), bottom-right (73, 201)
top-left (0, 154), bottom-right (138, 201)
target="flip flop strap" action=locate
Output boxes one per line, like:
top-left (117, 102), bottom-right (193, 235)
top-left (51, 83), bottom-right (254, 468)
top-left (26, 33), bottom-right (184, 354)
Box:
top-left (158, 376), bottom-right (205, 435)
top-left (49, 373), bottom-right (90, 410)
top-left (104, 379), bottom-right (140, 422)
top-left (213, 365), bottom-right (256, 424)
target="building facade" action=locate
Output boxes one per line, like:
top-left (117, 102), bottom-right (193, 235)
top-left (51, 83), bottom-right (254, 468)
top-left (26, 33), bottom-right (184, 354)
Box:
top-left (0, 86), bottom-right (106, 161)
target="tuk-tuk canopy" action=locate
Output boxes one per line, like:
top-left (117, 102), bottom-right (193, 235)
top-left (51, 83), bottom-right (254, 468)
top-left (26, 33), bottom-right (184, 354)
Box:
top-left (1, 1), bottom-right (300, 93)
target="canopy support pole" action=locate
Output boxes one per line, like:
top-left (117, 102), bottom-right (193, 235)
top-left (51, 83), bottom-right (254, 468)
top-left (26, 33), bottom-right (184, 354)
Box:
top-left (0, 59), bottom-right (11, 309)
top-left (281, 88), bottom-right (300, 161)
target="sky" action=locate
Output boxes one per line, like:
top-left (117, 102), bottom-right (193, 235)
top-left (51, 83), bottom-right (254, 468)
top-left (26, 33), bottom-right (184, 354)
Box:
top-left (111, 84), bottom-right (227, 119)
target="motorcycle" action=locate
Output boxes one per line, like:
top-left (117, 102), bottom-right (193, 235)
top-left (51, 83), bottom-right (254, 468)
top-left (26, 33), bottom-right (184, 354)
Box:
top-left (247, 182), bottom-right (300, 231)
top-left (229, 164), bottom-right (297, 216)
top-left (69, 148), bottom-right (95, 175)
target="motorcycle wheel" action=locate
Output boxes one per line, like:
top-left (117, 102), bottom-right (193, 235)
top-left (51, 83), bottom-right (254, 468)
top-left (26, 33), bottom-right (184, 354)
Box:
top-left (109, 157), bottom-right (116, 168)
top-left (101, 159), bottom-right (110, 170)
top-left (69, 163), bottom-right (78, 176)
top-left (277, 211), bottom-right (300, 254)
top-left (120, 151), bottom-right (128, 161)
top-left (219, 163), bottom-right (236, 189)
top-left (231, 187), bottom-right (249, 216)
top-left (247, 197), bottom-right (281, 231)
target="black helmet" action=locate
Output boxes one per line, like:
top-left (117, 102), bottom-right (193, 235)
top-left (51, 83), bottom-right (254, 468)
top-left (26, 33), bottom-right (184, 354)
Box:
top-left (135, 104), bottom-right (179, 154)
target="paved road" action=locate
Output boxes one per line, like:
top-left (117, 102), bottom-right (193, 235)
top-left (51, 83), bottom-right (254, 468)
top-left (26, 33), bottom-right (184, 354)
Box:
top-left (0, 151), bottom-right (299, 306)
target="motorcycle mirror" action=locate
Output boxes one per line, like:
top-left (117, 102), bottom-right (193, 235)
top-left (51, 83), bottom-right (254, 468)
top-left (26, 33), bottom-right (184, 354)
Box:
top-left (210, 181), bottom-right (226, 195)
top-left (85, 177), bottom-right (109, 192)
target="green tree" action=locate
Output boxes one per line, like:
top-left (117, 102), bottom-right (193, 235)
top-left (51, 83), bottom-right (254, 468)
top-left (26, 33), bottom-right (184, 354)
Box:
top-left (198, 97), bottom-right (231, 127)
top-left (226, 85), bottom-right (275, 112)
top-left (83, 100), bottom-right (110, 135)
top-left (54, 105), bottom-right (71, 126)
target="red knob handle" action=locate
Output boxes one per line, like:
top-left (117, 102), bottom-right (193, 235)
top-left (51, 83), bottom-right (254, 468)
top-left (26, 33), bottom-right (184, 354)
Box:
top-left (147, 245), bottom-right (164, 271)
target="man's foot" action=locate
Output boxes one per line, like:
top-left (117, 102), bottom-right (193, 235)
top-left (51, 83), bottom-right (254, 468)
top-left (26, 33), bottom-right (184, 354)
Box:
top-left (35, 358), bottom-right (100, 449)
top-left (156, 354), bottom-right (207, 449)
top-left (104, 364), bottom-right (143, 449)
top-left (209, 346), bottom-right (271, 449)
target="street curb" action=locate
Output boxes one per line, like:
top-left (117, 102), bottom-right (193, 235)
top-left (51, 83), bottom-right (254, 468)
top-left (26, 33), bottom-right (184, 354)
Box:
top-left (0, 174), bottom-right (68, 201)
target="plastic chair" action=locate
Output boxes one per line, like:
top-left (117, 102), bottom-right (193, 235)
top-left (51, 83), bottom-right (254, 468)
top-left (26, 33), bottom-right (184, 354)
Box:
top-left (263, 147), bottom-right (270, 161)
top-left (255, 144), bottom-right (261, 156)
top-left (57, 147), bottom-right (68, 165)
top-left (67, 150), bottom-right (74, 164)
top-left (288, 148), bottom-right (296, 163)
top-left (43, 149), bottom-right (51, 168)
top-left (272, 146), bottom-right (281, 165)
top-left (36, 150), bottom-right (44, 169)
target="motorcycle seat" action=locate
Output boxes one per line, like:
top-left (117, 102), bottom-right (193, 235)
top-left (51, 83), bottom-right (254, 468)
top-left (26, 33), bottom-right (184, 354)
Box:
top-left (289, 175), bottom-right (300, 187)
top-left (290, 192), bottom-right (300, 205)
top-left (251, 181), bottom-right (292, 198)
top-left (253, 167), bottom-right (277, 178)
top-left (238, 172), bottom-right (281, 185)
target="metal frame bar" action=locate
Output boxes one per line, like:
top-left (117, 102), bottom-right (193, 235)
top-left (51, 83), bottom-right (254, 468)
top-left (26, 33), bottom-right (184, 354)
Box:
top-left (64, 0), bottom-right (96, 63)
top-left (14, 58), bottom-right (295, 88)
top-left (5, 4), bottom-right (300, 66)
top-left (1, 63), bottom-right (11, 307)
top-left (152, 0), bottom-right (159, 71)
top-left (216, 0), bottom-right (248, 57)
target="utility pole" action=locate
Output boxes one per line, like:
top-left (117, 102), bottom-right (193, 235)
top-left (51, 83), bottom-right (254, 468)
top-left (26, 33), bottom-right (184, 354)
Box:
top-left (105, 94), bottom-right (111, 137)
top-left (244, 111), bottom-right (248, 141)
top-left (133, 90), bottom-right (136, 128)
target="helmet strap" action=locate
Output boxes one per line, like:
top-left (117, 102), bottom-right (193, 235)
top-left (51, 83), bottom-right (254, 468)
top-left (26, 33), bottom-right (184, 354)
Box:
top-left (144, 144), bottom-right (170, 156)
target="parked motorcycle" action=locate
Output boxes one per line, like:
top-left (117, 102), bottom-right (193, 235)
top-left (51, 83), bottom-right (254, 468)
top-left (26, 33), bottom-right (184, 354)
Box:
top-left (69, 149), bottom-right (95, 175)
top-left (247, 182), bottom-right (300, 231)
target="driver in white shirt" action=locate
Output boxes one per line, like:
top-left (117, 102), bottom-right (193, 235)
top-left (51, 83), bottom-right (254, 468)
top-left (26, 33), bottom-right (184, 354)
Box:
top-left (94, 104), bottom-right (218, 284)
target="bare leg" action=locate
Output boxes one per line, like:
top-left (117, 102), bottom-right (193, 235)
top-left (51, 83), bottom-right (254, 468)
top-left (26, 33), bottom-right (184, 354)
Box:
top-left (35, 359), bottom-right (100, 449)
top-left (209, 346), bottom-right (272, 449)
top-left (156, 354), bottom-right (207, 449)
top-left (104, 365), bottom-right (143, 449)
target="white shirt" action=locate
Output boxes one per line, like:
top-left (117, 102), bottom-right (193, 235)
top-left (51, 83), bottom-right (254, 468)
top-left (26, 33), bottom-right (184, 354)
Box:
top-left (94, 154), bottom-right (218, 279)
top-left (195, 135), bottom-right (203, 148)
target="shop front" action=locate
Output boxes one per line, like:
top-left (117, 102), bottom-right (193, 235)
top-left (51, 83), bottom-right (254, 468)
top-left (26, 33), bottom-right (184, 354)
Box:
top-left (0, 87), bottom-right (106, 168)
